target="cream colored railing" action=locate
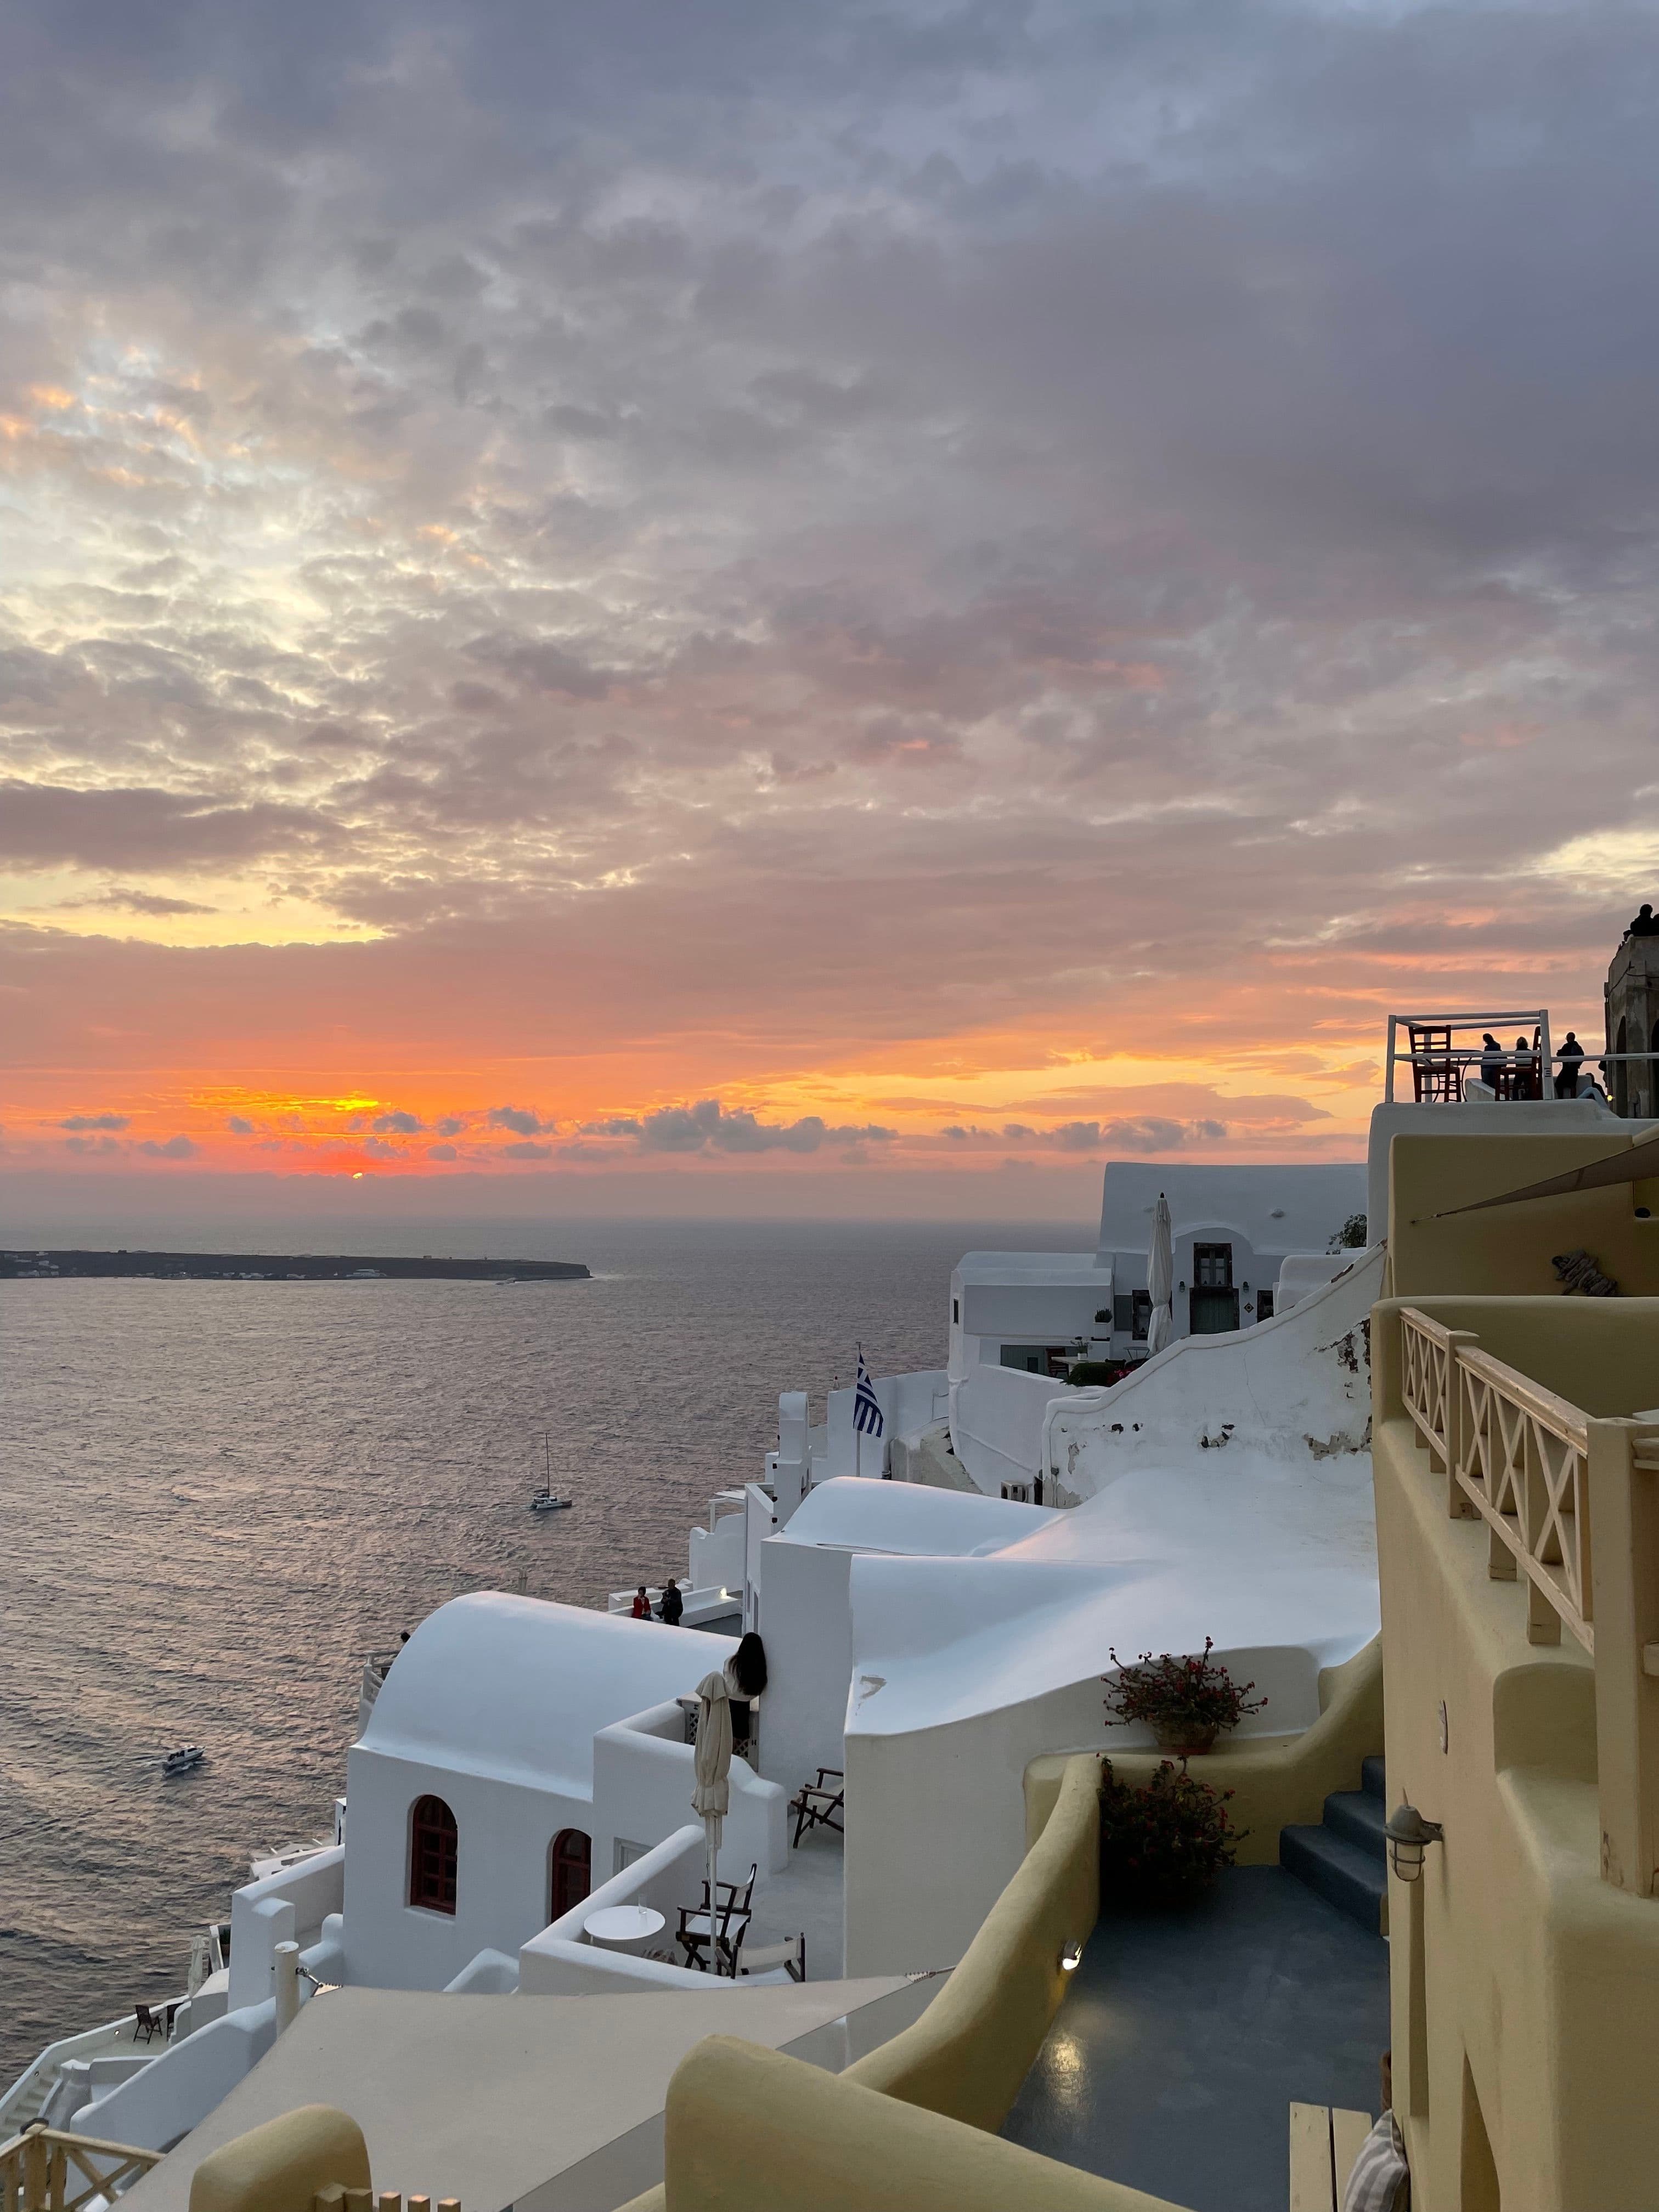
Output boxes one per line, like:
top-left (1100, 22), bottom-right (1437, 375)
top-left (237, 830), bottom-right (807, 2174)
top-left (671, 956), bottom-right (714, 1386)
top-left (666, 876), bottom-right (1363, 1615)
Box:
top-left (1396, 1306), bottom-right (1659, 1894)
top-left (0, 2124), bottom-right (162, 2212)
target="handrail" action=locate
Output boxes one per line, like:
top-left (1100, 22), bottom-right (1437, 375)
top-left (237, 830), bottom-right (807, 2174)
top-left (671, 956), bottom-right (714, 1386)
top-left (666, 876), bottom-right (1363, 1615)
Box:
top-left (1398, 1307), bottom-right (1594, 1650)
top-left (1395, 1306), bottom-right (1659, 1897)
top-left (0, 2124), bottom-right (162, 2212)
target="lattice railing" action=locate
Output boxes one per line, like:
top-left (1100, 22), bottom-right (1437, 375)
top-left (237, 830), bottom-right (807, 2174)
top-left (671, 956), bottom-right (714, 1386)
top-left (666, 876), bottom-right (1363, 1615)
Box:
top-left (0, 2124), bottom-right (162, 2212)
top-left (1395, 1306), bottom-right (1659, 1897)
top-left (1400, 1306), bottom-right (1593, 1649)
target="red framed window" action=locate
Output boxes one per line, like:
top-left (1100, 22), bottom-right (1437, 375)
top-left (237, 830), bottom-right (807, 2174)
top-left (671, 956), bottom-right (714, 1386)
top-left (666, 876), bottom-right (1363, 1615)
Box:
top-left (410, 1795), bottom-right (458, 1914)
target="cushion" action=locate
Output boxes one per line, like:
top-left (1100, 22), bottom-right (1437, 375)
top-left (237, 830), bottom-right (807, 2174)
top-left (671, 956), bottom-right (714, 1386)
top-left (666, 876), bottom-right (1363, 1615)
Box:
top-left (1342, 2108), bottom-right (1410, 2212)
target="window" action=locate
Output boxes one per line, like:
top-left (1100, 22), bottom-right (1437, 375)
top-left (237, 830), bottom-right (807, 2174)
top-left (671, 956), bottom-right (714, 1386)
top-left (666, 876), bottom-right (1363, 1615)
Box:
top-left (409, 1795), bottom-right (458, 1915)
top-left (952, 1297), bottom-right (960, 1324)
top-left (1131, 1291), bottom-right (1152, 1342)
top-left (613, 1837), bottom-right (650, 1876)
top-left (1001, 1482), bottom-right (1032, 1503)
top-left (550, 1828), bottom-right (591, 1921)
top-left (1113, 1293), bottom-right (1133, 1333)
top-left (1194, 1243), bottom-right (1233, 1288)
top-left (1256, 1288), bottom-right (1275, 1323)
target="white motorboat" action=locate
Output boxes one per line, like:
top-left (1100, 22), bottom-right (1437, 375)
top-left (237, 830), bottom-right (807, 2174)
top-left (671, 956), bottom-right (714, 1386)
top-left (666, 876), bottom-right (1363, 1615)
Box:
top-left (163, 1745), bottom-right (205, 1776)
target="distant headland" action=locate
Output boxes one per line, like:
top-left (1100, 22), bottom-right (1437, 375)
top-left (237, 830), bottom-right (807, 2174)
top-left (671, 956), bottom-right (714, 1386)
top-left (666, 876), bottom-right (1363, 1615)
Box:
top-left (0, 1249), bottom-right (590, 1283)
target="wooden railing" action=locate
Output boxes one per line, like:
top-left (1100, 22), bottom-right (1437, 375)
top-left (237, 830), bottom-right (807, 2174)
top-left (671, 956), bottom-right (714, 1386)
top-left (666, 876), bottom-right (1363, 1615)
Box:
top-left (1396, 1307), bottom-right (1659, 1894)
top-left (313, 2191), bottom-right (460, 2212)
top-left (0, 2124), bottom-right (162, 2212)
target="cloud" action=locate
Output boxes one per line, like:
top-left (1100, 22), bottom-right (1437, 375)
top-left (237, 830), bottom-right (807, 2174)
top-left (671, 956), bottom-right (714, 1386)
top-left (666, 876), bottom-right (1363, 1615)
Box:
top-left (370, 1109), bottom-right (424, 1133)
top-left (434, 1117), bottom-right (465, 1137)
top-left (64, 1133), bottom-right (122, 1154)
top-left (426, 1142), bottom-right (458, 1160)
top-left (227, 1115), bottom-right (255, 1133)
top-left (488, 1105), bottom-right (556, 1136)
top-left (136, 1135), bottom-right (198, 1158)
top-left (78, 887), bottom-right (218, 917)
top-left (61, 1113), bottom-right (128, 1131)
top-left (500, 1139), bottom-right (553, 1159)
top-left (582, 1100), bottom-right (896, 1155)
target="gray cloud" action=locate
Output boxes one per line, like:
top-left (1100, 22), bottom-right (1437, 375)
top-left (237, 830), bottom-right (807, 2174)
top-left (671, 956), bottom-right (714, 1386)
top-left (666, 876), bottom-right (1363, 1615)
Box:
top-left (136, 1134), bottom-right (198, 1158)
top-left (583, 1100), bottom-right (896, 1154)
top-left (61, 1113), bottom-right (128, 1130)
top-left (434, 1116), bottom-right (465, 1136)
top-left (227, 1115), bottom-right (255, 1133)
top-left (500, 1138), bottom-right (553, 1159)
top-left (426, 1141), bottom-right (458, 1160)
top-left (64, 1133), bottom-right (122, 1154)
top-left (370, 1109), bottom-right (423, 1133)
top-left (488, 1105), bottom-right (556, 1135)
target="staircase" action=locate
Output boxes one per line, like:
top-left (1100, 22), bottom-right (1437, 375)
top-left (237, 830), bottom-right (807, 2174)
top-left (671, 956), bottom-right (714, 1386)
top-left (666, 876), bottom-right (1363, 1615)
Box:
top-left (1279, 1755), bottom-right (1388, 1936)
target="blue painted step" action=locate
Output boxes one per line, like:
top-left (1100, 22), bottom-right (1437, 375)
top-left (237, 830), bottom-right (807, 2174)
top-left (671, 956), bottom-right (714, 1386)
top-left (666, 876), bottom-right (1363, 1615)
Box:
top-left (1279, 1756), bottom-right (1388, 1936)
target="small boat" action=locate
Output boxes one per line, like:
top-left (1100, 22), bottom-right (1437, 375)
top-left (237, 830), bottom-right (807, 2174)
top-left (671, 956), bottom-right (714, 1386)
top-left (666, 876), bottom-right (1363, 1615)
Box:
top-left (164, 1745), bottom-right (205, 1776)
top-left (529, 1433), bottom-right (573, 1513)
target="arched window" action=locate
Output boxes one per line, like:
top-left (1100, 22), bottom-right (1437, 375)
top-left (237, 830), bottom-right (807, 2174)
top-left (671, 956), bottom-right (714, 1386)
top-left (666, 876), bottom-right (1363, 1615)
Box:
top-left (549, 1829), bottom-right (591, 1921)
top-left (409, 1795), bottom-right (458, 1915)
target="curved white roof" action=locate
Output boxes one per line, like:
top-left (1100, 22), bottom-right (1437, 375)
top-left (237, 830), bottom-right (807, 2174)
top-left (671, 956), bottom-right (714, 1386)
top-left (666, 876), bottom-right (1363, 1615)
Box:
top-left (845, 1446), bottom-right (1377, 1738)
top-left (781, 1477), bottom-right (1052, 1556)
top-left (359, 1593), bottom-right (733, 1793)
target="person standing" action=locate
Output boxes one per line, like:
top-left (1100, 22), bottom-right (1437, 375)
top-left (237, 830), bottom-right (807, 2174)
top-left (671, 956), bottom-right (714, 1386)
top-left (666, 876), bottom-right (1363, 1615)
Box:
top-left (1556, 1031), bottom-right (1585, 1099)
top-left (724, 1631), bottom-right (767, 1755)
top-left (658, 1577), bottom-right (684, 1626)
top-left (1513, 1035), bottom-right (1537, 1099)
top-left (1480, 1033), bottom-right (1504, 1093)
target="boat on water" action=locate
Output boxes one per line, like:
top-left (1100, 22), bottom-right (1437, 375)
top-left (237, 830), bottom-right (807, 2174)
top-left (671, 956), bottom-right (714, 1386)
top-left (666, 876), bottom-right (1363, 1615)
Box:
top-left (529, 1433), bottom-right (572, 1513)
top-left (163, 1745), bottom-right (205, 1776)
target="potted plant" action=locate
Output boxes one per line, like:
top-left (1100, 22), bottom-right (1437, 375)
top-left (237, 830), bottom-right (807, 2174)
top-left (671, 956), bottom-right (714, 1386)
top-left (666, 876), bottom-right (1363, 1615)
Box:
top-left (1098, 1758), bottom-right (1240, 1905)
top-left (1103, 1637), bottom-right (1266, 1755)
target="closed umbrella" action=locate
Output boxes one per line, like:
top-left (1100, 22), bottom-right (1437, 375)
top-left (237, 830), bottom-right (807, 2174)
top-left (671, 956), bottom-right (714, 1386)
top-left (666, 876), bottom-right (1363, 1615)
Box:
top-left (1146, 1193), bottom-right (1175, 1355)
top-left (692, 1668), bottom-right (733, 1971)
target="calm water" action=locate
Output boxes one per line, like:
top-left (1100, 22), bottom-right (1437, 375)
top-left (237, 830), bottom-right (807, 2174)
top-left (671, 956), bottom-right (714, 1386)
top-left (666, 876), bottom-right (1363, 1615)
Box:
top-left (0, 1215), bottom-right (1084, 2085)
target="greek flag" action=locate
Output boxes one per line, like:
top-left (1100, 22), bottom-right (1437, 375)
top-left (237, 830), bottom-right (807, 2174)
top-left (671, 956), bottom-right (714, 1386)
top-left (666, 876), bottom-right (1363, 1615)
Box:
top-left (853, 1349), bottom-right (885, 1438)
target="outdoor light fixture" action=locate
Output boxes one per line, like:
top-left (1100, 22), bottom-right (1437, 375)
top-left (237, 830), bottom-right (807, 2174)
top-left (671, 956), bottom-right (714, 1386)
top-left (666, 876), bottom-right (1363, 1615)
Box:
top-left (1385, 1802), bottom-right (1444, 1882)
top-left (1060, 1940), bottom-right (1084, 1972)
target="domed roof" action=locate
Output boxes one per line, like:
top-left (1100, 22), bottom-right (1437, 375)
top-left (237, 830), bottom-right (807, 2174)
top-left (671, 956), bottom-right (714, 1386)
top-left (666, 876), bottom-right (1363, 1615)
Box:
top-left (359, 1592), bottom-right (732, 1793)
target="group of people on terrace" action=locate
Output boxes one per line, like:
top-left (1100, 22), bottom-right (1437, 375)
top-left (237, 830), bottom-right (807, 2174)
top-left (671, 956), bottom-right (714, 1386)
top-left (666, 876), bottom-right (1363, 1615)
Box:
top-left (1477, 1029), bottom-right (1591, 1100)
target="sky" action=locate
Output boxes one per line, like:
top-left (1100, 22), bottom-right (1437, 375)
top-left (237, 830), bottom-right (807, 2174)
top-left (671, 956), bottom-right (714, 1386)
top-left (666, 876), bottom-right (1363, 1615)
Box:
top-left (4, 0), bottom-right (1657, 1222)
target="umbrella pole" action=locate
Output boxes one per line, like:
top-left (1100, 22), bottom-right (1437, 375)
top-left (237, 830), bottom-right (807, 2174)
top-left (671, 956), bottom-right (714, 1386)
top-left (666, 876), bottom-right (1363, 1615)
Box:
top-left (706, 1825), bottom-right (720, 1974)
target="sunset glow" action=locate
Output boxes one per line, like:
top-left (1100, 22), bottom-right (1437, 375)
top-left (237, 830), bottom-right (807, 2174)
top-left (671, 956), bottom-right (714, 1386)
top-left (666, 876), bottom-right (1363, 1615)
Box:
top-left (3, 2), bottom-right (1651, 1217)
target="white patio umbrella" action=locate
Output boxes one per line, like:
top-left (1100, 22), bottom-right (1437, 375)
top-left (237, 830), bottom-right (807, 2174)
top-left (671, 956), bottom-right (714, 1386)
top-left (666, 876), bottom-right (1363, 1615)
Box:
top-left (692, 1667), bottom-right (733, 1971)
top-left (1146, 1192), bottom-right (1175, 1355)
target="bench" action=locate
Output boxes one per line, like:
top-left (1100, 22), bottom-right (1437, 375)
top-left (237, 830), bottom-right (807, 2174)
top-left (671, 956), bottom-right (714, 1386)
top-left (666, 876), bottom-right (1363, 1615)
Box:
top-left (1289, 2103), bottom-right (1372, 2211)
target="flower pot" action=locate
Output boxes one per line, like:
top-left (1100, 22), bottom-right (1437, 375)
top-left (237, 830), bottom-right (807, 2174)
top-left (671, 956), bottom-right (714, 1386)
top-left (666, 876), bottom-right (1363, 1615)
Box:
top-left (1153, 1724), bottom-right (1218, 1756)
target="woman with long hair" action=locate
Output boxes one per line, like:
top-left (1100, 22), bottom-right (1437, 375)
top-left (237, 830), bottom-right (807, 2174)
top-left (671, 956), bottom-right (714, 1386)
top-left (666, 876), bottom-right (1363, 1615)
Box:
top-left (725, 1631), bottom-right (767, 1753)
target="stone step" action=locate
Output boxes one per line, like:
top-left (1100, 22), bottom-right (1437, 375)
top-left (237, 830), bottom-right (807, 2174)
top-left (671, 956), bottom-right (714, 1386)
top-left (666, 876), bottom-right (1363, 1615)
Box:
top-left (1323, 1787), bottom-right (1387, 1860)
top-left (1361, 1754), bottom-right (1386, 1802)
top-left (1279, 1823), bottom-right (1387, 1936)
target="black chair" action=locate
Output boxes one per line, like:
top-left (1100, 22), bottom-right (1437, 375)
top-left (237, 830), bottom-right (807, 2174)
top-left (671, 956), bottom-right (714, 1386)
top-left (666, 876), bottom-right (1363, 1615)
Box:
top-left (789, 1768), bottom-right (845, 1846)
top-left (133, 2002), bottom-right (164, 2044)
top-left (676, 1863), bottom-right (759, 1976)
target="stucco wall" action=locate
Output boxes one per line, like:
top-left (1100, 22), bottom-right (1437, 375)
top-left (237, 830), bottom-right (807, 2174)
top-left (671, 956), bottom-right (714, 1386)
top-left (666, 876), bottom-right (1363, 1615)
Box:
top-left (1372, 1299), bottom-right (1659, 2211)
top-left (342, 1747), bottom-right (595, 1991)
top-left (755, 1539), bottom-right (854, 1799)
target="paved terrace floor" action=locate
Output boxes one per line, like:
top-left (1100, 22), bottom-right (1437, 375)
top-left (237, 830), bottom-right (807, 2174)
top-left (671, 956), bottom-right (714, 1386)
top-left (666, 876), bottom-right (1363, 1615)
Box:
top-left (1002, 1867), bottom-right (1390, 2212)
top-left (737, 1820), bottom-right (844, 1980)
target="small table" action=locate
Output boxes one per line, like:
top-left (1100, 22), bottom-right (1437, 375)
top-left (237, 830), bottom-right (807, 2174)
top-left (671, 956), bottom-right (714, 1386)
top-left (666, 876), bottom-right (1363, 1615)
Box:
top-left (583, 1905), bottom-right (667, 1955)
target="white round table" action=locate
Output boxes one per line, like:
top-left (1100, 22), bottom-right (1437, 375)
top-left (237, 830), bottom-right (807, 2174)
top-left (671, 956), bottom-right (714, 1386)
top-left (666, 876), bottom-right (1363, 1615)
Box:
top-left (583, 1904), bottom-right (667, 1955)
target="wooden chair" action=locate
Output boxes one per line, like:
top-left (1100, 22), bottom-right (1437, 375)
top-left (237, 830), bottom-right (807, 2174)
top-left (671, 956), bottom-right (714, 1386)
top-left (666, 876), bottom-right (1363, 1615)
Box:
top-left (789, 1768), bottom-right (845, 1846)
top-left (1288, 2102), bottom-right (1372, 2210)
top-left (1406, 1022), bottom-right (1459, 1104)
top-left (133, 2002), bottom-right (165, 2044)
top-left (676, 1863), bottom-right (758, 1976)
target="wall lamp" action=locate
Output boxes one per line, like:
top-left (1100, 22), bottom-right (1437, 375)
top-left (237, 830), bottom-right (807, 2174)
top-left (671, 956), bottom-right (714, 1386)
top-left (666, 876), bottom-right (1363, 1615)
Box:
top-left (1384, 1802), bottom-right (1444, 1882)
top-left (1059, 1940), bottom-right (1084, 1973)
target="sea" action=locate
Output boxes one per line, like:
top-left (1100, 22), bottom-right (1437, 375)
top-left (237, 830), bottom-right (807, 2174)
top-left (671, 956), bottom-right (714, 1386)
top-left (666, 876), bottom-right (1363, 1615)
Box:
top-left (0, 1214), bottom-right (1087, 2088)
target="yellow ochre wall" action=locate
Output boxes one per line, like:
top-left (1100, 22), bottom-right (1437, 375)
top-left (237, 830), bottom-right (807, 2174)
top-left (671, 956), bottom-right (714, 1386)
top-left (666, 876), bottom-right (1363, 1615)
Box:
top-left (1386, 1129), bottom-right (1659, 1302)
top-left (1024, 1639), bottom-right (1384, 1874)
top-left (1372, 1295), bottom-right (1659, 2212)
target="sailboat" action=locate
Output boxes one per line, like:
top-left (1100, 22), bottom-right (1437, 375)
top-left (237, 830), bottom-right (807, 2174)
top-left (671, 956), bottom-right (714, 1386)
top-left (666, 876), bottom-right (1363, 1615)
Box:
top-left (530, 1434), bottom-right (572, 1514)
